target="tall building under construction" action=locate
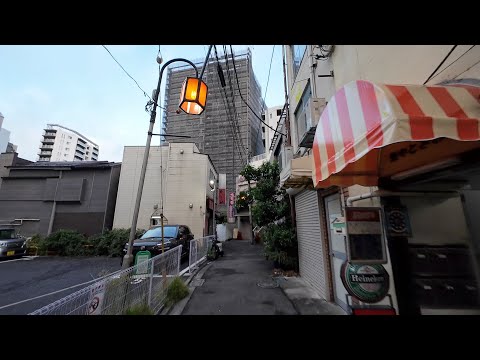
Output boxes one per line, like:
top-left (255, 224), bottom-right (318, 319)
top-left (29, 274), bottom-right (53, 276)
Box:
top-left (162, 48), bottom-right (264, 201)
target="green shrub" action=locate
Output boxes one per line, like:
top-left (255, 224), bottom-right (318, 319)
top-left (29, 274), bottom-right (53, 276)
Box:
top-left (36, 228), bottom-right (146, 257)
top-left (262, 223), bottom-right (298, 270)
top-left (124, 303), bottom-right (153, 315)
top-left (165, 277), bottom-right (189, 307)
top-left (89, 228), bottom-right (145, 257)
top-left (42, 229), bottom-right (89, 256)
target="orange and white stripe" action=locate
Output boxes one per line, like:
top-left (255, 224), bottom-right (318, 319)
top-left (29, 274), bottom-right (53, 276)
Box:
top-left (312, 80), bottom-right (480, 188)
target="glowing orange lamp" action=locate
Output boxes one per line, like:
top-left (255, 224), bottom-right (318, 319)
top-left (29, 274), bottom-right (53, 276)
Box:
top-left (179, 77), bottom-right (208, 115)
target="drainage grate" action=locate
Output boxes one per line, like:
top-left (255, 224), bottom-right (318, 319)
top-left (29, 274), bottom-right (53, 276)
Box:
top-left (257, 278), bottom-right (279, 289)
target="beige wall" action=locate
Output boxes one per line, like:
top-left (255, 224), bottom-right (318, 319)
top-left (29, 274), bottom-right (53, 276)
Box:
top-left (332, 45), bottom-right (480, 89)
top-left (113, 143), bottom-right (216, 239)
top-left (285, 45), bottom-right (480, 155)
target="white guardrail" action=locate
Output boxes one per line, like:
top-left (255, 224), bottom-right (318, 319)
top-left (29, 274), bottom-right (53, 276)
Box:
top-left (29, 235), bottom-right (217, 315)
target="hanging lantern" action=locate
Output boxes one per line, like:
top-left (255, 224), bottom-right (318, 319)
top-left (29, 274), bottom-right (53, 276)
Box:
top-left (178, 77), bottom-right (208, 115)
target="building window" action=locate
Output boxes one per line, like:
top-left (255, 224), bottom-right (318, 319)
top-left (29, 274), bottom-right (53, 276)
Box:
top-left (262, 127), bottom-right (265, 133)
top-left (64, 154), bottom-right (67, 157)
top-left (66, 141), bottom-right (70, 145)
top-left (65, 148), bottom-right (69, 151)
top-left (69, 136), bottom-right (72, 139)
top-left (292, 45), bottom-right (307, 79)
top-left (270, 113), bottom-right (272, 119)
top-left (261, 114), bottom-right (265, 120)
top-left (276, 109), bottom-right (282, 116)
top-left (294, 81), bottom-right (312, 147)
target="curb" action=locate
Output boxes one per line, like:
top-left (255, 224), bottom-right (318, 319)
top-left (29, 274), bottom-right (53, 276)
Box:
top-left (159, 260), bottom-right (212, 315)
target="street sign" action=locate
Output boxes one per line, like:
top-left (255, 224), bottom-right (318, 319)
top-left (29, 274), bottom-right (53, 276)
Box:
top-left (87, 280), bottom-right (106, 315)
top-left (134, 250), bottom-right (151, 275)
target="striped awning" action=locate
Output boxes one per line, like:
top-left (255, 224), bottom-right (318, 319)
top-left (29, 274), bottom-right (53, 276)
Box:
top-left (312, 80), bottom-right (480, 188)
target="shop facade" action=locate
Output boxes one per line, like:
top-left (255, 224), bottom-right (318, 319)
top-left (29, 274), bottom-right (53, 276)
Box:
top-left (308, 80), bottom-right (480, 314)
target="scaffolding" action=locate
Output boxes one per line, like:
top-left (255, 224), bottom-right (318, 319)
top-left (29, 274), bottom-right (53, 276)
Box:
top-left (162, 48), bottom-right (264, 199)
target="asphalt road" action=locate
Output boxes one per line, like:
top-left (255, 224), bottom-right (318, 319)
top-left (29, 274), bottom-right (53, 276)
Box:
top-left (0, 255), bottom-right (189, 315)
top-left (182, 240), bottom-right (297, 315)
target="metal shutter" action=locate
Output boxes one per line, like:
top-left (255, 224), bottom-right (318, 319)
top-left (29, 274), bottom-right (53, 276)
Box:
top-left (295, 190), bottom-right (327, 299)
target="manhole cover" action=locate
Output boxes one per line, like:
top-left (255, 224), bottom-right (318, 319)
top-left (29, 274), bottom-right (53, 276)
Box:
top-left (257, 279), bottom-right (279, 289)
top-left (192, 279), bottom-right (205, 287)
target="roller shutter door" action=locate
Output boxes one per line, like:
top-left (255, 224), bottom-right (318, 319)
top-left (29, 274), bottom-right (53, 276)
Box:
top-left (295, 190), bottom-right (327, 299)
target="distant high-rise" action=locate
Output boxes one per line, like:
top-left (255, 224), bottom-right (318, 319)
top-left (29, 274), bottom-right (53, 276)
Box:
top-left (38, 124), bottom-right (99, 162)
top-left (0, 112), bottom-right (16, 154)
top-left (163, 48), bottom-right (264, 196)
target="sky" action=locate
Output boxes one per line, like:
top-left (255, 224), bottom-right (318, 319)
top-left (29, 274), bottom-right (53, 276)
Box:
top-left (0, 45), bottom-right (284, 162)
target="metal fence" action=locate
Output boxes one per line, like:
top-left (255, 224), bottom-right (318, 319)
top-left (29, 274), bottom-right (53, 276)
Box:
top-left (29, 246), bottom-right (182, 315)
top-left (188, 235), bottom-right (215, 275)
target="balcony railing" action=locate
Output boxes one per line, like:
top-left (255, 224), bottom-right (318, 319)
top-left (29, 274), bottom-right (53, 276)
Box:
top-left (40, 144), bottom-right (54, 149)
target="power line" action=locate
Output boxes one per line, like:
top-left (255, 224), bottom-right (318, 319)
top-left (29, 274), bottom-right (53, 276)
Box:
top-left (222, 45), bottom-right (248, 159)
top-left (211, 47), bottom-right (247, 192)
top-left (229, 45), bottom-right (286, 137)
top-left (423, 45), bottom-right (458, 85)
top-left (453, 57), bottom-right (480, 80)
top-left (214, 48), bottom-right (248, 165)
top-left (214, 46), bottom-right (247, 159)
top-left (254, 45), bottom-right (276, 157)
top-left (428, 45), bottom-right (476, 83)
top-left (101, 45), bottom-right (167, 111)
top-left (262, 45), bottom-right (275, 114)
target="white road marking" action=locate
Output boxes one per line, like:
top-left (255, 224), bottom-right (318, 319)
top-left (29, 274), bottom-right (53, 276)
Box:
top-left (0, 256), bottom-right (38, 264)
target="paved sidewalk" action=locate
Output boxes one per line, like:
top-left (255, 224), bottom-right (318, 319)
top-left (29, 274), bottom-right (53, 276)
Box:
top-left (277, 277), bottom-right (346, 315)
top-left (181, 240), bottom-right (297, 315)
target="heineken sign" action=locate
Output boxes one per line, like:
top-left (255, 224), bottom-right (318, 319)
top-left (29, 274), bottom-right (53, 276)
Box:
top-left (341, 262), bottom-right (389, 303)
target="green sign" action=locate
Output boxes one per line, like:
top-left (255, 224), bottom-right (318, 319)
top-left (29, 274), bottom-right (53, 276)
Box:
top-left (340, 262), bottom-right (389, 303)
top-left (134, 250), bottom-right (151, 275)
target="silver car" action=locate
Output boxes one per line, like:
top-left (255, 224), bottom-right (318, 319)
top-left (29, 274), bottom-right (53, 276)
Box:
top-left (0, 227), bottom-right (27, 258)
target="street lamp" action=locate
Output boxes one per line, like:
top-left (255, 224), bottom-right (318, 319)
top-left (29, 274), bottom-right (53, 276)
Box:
top-left (122, 46), bottom-right (213, 268)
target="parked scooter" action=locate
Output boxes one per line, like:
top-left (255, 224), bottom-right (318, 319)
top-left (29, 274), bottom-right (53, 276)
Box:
top-left (207, 237), bottom-right (224, 260)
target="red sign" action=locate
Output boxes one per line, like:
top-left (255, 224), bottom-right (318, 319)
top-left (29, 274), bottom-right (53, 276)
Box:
top-left (346, 209), bottom-right (380, 222)
top-left (219, 189), bottom-right (226, 205)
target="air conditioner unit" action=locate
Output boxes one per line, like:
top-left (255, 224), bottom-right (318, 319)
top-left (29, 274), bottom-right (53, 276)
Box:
top-left (298, 97), bottom-right (326, 148)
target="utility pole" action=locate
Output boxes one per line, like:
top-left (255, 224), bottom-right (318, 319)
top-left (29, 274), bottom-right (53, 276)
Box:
top-left (122, 47), bottom-right (212, 269)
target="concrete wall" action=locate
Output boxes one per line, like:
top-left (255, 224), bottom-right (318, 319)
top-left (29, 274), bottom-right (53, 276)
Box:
top-left (285, 45), bottom-right (480, 156)
top-left (0, 152), bottom-right (16, 189)
top-left (0, 165), bottom-right (119, 236)
top-left (113, 146), bottom-right (164, 231)
top-left (113, 143), bottom-right (216, 239)
top-left (332, 45), bottom-right (480, 89)
top-left (164, 143), bottom-right (210, 239)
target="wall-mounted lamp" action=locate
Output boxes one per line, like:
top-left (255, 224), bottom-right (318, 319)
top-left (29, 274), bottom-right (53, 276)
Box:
top-left (209, 179), bottom-right (216, 192)
top-left (180, 149), bottom-right (184, 154)
top-left (189, 203), bottom-right (193, 209)
top-left (179, 77), bottom-right (208, 115)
